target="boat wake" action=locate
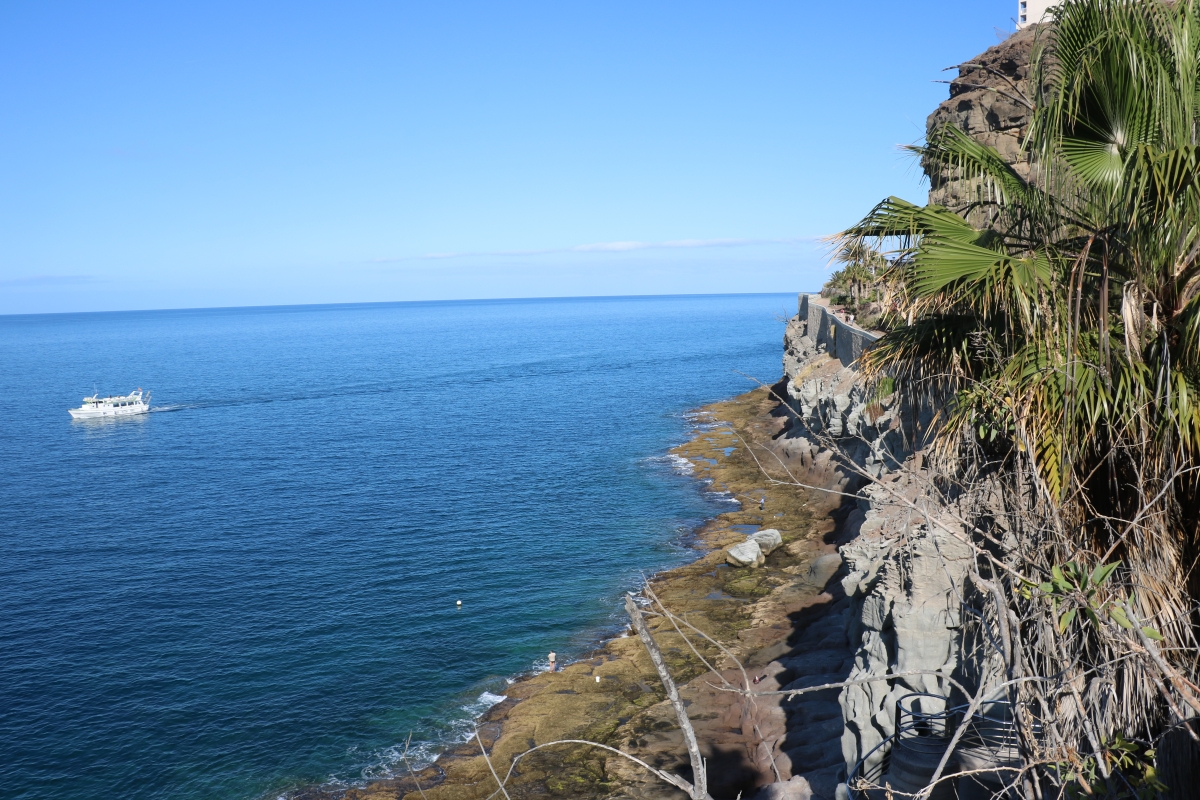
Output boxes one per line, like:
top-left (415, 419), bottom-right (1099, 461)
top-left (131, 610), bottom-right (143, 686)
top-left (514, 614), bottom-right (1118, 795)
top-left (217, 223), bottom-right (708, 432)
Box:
top-left (148, 404), bottom-right (188, 413)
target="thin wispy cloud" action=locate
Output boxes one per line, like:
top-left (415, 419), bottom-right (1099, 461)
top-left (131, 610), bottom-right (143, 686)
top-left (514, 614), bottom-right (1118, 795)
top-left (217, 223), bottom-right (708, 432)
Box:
top-left (372, 236), bottom-right (821, 264)
top-left (0, 274), bottom-right (97, 288)
top-left (572, 238), bottom-right (771, 253)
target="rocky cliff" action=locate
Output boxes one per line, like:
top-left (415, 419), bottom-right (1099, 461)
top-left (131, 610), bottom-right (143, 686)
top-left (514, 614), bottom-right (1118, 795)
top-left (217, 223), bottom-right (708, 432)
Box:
top-left (770, 24), bottom-right (1049, 800)
top-left (778, 296), bottom-right (974, 800)
top-left (782, 296), bottom-right (918, 478)
top-left (925, 26), bottom-right (1037, 209)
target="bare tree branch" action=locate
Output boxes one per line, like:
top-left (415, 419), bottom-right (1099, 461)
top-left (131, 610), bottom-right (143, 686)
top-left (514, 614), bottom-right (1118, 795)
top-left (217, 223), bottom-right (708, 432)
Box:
top-left (625, 593), bottom-right (713, 800)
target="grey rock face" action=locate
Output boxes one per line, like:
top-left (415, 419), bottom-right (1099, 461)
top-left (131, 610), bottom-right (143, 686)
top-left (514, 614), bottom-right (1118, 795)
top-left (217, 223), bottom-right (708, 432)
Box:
top-left (924, 26), bottom-right (1037, 212)
top-left (782, 301), bottom-right (909, 479)
top-left (782, 297), bottom-right (908, 459)
top-left (780, 296), bottom-right (970, 789)
top-left (838, 521), bottom-right (974, 785)
top-left (781, 298), bottom-right (972, 782)
top-left (767, 31), bottom-right (1045, 800)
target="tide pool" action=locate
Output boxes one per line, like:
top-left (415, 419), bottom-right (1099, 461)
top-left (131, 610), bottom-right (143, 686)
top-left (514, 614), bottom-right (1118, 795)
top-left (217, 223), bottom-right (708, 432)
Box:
top-left (0, 294), bottom-right (793, 800)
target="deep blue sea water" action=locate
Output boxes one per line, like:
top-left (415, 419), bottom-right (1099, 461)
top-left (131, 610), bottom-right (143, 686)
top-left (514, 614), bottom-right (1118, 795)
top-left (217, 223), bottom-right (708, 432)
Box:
top-left (0, 294), bottom-right (793, 800)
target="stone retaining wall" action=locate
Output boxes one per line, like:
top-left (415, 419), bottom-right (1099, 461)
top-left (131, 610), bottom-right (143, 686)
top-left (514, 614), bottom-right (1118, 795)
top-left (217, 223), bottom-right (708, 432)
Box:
top-left (797, 294), bottom-right (879, 369)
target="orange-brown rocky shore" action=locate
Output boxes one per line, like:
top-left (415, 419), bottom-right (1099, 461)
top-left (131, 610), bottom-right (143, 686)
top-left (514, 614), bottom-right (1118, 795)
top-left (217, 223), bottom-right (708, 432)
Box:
top-left (295, 381), bottom-right (860, 800)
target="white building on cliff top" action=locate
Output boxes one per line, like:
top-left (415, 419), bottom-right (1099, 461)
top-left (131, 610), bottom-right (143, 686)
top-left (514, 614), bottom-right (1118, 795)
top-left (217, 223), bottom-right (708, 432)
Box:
top-left (1018, 0), bottom-right (1053, 27)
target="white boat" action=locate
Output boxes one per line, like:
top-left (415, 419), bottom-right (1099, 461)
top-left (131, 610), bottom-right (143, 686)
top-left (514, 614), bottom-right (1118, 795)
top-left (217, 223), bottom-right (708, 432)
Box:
top-left (68, 388), bottom-right (151, 419)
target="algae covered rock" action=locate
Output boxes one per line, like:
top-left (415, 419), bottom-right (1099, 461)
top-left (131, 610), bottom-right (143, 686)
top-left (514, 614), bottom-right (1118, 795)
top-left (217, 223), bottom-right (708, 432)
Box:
top-left (726, 539), bottom-right (765, 567)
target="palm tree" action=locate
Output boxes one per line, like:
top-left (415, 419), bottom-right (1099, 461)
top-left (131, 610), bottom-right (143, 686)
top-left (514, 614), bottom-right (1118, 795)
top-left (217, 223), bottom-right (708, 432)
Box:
top-left (824, 241), bottom-right (890, 315)
top-left (836, 0), bottom-right (1200, 779)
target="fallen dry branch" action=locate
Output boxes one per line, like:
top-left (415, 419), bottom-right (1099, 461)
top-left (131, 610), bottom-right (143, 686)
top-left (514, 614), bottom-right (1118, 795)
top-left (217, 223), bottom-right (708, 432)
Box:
top-left (625, 592), bottom-right (714, 800)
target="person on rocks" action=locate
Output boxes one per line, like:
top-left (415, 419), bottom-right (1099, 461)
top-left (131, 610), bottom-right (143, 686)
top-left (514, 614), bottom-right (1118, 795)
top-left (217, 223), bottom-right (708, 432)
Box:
top-left (548, 652), bottom-right (556, 672)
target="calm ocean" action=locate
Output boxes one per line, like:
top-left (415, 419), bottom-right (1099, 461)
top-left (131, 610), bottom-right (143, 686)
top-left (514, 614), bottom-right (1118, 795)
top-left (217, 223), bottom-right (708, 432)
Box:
top-left (0, 294), bottom-right (792, 800)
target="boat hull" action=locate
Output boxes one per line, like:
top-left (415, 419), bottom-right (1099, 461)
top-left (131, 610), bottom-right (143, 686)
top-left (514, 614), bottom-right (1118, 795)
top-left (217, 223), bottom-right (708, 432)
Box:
top-left (68, 403), bottom-right (150, 419)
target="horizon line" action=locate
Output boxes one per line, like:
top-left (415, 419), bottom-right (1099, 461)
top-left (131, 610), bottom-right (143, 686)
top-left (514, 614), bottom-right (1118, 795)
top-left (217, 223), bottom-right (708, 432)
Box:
top-left (0, 290), bottom-right (822, 319)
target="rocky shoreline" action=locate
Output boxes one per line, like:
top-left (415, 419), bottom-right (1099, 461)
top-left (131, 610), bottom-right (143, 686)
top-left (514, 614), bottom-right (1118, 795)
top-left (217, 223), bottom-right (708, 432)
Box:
top-left (286, 289), bottom-right (985, 800)
top-left (291, 356), bottom-right (871, 800)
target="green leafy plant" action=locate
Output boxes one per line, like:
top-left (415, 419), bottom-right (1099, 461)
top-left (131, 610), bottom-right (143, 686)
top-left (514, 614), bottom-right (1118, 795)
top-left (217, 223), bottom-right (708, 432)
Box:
top-left (1059, 734), bottom-right (1166, 800)
top-left (1025, 560), bottom-right (1162, 640)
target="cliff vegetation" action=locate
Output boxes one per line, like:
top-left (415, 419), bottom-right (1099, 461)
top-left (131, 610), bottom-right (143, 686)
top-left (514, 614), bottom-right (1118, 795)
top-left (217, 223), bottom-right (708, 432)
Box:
top-left (831, 0), bottom-right (1200, 796)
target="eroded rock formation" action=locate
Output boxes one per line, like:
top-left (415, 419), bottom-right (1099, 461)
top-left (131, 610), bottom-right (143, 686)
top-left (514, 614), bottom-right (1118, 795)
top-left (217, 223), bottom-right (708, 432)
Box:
top-left (779, 295), bottom-right (973, 800)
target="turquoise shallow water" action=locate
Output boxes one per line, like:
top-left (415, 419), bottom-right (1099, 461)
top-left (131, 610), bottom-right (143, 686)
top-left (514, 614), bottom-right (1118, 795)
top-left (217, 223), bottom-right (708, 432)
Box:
top-left (0, 294), bottom-right (792, 800)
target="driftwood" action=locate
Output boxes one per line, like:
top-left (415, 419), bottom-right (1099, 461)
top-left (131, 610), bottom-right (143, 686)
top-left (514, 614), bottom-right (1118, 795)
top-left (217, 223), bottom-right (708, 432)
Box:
top-left (625, 593), bottom-right (713, 800)
top-left (458, 591), bottom-right (726, 800)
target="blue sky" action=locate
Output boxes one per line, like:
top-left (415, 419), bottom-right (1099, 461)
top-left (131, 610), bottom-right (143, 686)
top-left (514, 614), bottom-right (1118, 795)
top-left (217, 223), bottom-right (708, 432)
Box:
top-left (1, 1), bottom-right (1018, 314)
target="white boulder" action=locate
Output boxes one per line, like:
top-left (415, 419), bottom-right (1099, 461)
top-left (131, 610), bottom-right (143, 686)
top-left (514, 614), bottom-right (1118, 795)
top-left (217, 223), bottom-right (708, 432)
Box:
top-left (750, 528), bottom-right (783, 555)
top-left (726, 539), bottom-right (765, 568)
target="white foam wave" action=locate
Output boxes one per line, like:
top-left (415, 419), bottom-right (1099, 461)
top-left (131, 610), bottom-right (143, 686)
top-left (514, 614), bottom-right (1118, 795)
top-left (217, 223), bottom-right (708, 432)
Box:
top-left (666, 454), bottom-right (694, 475)
top-left (705, 490), bottom-right (741, 505)
top-left (683, 410), bottom-right (732, 433)
top-left (628, 592), bottom-right (652, 608)
top-left (643, 453), bottom-right (695, 476)
top-left (364, 740), bottom-right (437, 778)
top-left (333, 686), bottom-right (514, 787)
top-left (669, 454), bottom-right (696, 474)
top-left (474, 691), bottom-right (507, 708)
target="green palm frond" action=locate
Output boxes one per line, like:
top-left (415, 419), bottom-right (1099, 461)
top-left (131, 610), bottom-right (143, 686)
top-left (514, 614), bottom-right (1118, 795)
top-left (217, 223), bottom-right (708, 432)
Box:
top-left (919, 124), bottom-right (1051, 218)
